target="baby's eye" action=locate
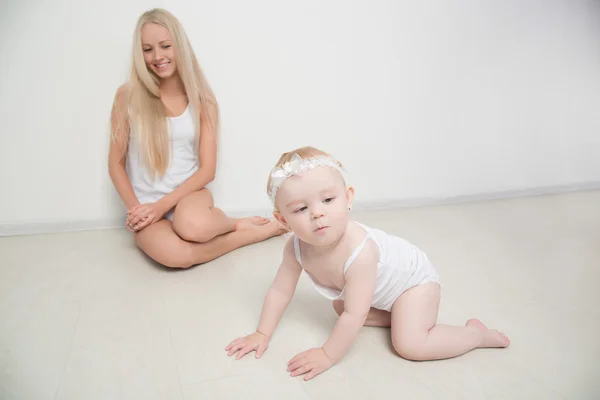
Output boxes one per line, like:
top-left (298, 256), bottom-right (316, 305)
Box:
top-left (294, 206), bottom-right (308, 213)
top-left (323, 197), bottom-right (335, 203)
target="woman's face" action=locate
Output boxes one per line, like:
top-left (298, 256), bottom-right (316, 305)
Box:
top-left (141, 23), bottom-right (177, 79)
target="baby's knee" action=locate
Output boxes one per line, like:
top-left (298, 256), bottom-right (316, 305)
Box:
top-left (392, 337), bottom-right (428, 361)
top-left (332, 300), bottom-right (344, 316)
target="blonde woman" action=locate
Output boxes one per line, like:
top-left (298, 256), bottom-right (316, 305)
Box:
top-left (109, 8), bottom-right (286, 268)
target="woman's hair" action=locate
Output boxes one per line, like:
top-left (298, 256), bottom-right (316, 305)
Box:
top-left (266, 146), bottom-right (343, 195)
top-left (113, 8), bottom-right (218, 177)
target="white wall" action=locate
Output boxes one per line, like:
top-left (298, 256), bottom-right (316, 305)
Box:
top-left (1, 0), bottom-right (600, 233)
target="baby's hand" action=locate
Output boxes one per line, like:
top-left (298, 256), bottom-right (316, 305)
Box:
top-left (225, 332), bottom-right (270, 360)
top-left (287, 347), bottom-right (334, 381)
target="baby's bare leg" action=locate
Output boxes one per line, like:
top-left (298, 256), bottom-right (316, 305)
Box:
top-left (333, 300), bottom-right (391, 327)
top-left (390, 283), bottom-right (510, 361)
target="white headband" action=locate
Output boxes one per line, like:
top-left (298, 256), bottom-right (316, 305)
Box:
top-left (268, 153), bottom-right (345, 205)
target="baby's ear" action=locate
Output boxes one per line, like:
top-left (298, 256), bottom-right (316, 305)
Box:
top-left (273, 211), bottom-right (288, 228)
top-left (346, 186), bottom-right (355, 209)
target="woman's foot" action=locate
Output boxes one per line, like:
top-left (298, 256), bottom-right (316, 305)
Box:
top-left (249, 219), bottom-right (289, 242)
top-left (235, 216), bottom-right (270, 231)
top-left (466, 319), bottom-right (511, 348)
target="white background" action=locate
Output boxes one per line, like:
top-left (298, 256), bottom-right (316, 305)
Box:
top-left (1, 0), bottom-right (599, 232)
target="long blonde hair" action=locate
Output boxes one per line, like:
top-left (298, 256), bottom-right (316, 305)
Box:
top-left (116, 8), bottom-right (218, 177)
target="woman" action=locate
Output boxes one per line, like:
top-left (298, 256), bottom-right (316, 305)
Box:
top-left (108, 8), bottom-right (286, 268)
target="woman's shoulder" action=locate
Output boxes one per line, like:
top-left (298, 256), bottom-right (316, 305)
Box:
top-left (199, 99), bottom-right (219, 120)
top-left (115, 82), bottom-right (132, 100)
top-left (112, 83), bottom-right (133, 116)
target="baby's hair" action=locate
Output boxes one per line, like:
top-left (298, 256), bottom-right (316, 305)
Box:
top-left (266, 146), bottom-right (345, 206)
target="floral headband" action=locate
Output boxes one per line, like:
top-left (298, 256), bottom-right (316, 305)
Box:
top-left (268, 153), bottom-right (345, 205)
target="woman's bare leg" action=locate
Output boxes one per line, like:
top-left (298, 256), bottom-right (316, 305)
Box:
top-left (134, 219), bottom-right (286, 268)
top-left (172, 189), bottom-right (270, 243)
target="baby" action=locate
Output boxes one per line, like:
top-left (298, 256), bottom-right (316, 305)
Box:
top-left (226, 146), bottom-right (510, 381)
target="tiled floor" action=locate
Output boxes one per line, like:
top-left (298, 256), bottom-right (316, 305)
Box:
top-left (1, 191), bottom-right (599, 399)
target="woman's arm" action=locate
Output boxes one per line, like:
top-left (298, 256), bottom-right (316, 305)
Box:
top-left (108, 84), bottom-right (140, 212)
top-left (158, 101), bottom-right (218, 211)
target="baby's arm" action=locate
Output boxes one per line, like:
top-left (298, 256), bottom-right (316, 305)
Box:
top-left (256, 238), bottom-right (303, 337)
top-left (226, 238), bottom-right (302, 359)
top-left (321, 240), bottom-right (378, 361)
top-left (287, 240), bottom-right (378, 380)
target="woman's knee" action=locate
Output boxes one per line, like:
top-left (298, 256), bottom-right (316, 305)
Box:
top-left (173, 216), bottom-right (215, 243)
top-left (176, 189), bottom-right (214, 210)
top-left (172, 191), bottom-right (218, 242)
top-left (332, 300), bottom-right (344, 316)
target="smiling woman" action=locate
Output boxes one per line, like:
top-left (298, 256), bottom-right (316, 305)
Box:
top-left (108, 8), bottom-right (287, 268)
top-left (143, 36), bottom-right (176, 77)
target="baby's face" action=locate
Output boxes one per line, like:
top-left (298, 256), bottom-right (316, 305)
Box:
top-left (275, 167), bottom-right (353, 246)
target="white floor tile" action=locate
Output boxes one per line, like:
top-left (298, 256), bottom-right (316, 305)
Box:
top-left (1, 190), bottom-right (598, 399)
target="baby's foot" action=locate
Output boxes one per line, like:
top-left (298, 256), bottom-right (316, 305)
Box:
top-left (235, 216), bottom-right (270, 231)
top-left (466, 319), bottom-right (511, 348)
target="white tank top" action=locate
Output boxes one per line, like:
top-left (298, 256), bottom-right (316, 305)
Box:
top-left (126, 104), bottom-right (199, 205)
top-left (293, 222), bottom-right (439, 311)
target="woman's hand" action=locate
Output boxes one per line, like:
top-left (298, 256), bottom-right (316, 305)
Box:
top-left (225, 332), bottom-right (270, 360)
top-left (287, 347), bottom-right (334, 381)
top-left (125, 217), bottom-right (142, 233)
top-left (126, 201), bottom-right (169, 232)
